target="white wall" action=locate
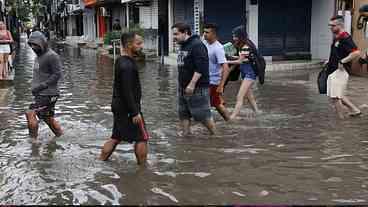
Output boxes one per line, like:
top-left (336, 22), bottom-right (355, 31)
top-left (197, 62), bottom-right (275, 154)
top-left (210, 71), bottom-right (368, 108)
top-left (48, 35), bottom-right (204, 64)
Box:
top-left (246, 0), bottom-right (258, 47)
top-left (83, 8), bottom-right (96, 41)
top-left (139, 0), bottom-right (158, 29)
top-left (168, 0), bottom-right (174, 53)
top-left (311, 0), bottom-right (335, 60)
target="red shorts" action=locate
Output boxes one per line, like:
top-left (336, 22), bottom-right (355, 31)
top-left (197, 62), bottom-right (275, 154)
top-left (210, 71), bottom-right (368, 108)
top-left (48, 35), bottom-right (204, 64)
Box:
top-left (210, 85), bottom-right (225, 107)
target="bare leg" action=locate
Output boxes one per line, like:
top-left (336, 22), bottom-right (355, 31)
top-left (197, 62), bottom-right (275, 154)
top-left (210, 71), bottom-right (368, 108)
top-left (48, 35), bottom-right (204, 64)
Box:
top-left (331, 98), bottom-right (346, 119)
top-left (44, 117), bottom-right (64, 137)
top-left (99, 138), bottom-right (120, 161)
top-left (230, 80), bottom-right (254, 120)
top-left (25, 110), bottom-right (39, 139)
top-left (215, 104), bottom-right (230, 121)
top-left (0, 54), bottom-right (4, 79)
top-left (202, 118), bottom-right (216, 135)
top-left (341, 96), bottom-right (361, 114)
top-left (180, 119), bottom-right (191, 136)
top-left (246, 89), bottom-right (259, 113)
top-left (134, 141), bottom-right (148, 165)
top-left (3, 54), bottom-right (7, 78)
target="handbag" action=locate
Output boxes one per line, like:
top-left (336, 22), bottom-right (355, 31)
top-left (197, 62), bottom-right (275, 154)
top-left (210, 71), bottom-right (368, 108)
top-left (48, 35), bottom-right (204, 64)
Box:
top-left (317, 66), bottom-right (328, 94)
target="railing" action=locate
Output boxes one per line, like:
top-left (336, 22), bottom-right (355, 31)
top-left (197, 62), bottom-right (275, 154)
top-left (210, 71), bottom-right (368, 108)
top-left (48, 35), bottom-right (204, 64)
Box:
top-left (111, 39), bottom-right (120, 64)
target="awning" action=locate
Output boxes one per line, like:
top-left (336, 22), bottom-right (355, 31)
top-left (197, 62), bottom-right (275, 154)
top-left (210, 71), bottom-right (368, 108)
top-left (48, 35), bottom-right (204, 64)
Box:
top-left (84, 0), bottom-right (97, 7)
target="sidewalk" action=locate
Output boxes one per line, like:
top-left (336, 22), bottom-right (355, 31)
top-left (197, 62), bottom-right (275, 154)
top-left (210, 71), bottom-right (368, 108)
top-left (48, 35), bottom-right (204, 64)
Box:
top-left (163, 53), bottom-right (324, 71)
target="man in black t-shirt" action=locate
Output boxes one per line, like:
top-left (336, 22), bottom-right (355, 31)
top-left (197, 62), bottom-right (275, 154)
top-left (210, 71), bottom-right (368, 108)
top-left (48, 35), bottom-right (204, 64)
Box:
top-left (172, 22), bottom-right (216, 135)
top-left (99, 32), bottom-right (149, 165)
top-left (326, 15), bottom-right (362, 119)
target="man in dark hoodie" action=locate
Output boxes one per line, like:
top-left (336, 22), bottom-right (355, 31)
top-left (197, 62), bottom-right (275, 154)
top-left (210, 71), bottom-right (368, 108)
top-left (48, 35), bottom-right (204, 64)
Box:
top-left (99, 32), bottom-right (149, 165)
top-left (172, 22), bottom-right (216, 136)
top-left (26, 31), bottom-right (63, 139)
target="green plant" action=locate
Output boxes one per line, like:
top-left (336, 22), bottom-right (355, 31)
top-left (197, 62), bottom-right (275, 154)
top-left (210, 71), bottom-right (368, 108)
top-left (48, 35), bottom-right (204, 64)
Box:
top-left (122, 24), bottom-right (144, 37)
top-left (104, 31), bottom-right (122, 45)
top-left (104, 24), bottom-right (145, 45)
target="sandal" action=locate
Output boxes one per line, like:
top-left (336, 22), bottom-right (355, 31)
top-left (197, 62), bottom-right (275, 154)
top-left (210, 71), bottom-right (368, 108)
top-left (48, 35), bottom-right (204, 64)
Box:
top-left (349, 111), bottom-right (362, 117)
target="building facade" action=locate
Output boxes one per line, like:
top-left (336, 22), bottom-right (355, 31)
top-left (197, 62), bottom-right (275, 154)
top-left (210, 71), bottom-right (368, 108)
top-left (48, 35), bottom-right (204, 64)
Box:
top-left (163, 0), bottom-right (336, 61)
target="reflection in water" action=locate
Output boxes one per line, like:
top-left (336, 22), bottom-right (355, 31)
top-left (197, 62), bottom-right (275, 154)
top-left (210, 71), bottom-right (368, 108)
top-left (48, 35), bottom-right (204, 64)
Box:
top-left (0, 41), bottom-right (367, 205)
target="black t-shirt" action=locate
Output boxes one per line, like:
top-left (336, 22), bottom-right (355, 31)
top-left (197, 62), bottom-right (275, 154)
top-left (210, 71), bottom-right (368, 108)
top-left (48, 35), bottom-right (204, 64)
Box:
top-left (327, 32), bottom-right (358, 75)
top-left (112, 56), bottom-right (142, 117)
top-left (177, 35), bottom-right (209, 89)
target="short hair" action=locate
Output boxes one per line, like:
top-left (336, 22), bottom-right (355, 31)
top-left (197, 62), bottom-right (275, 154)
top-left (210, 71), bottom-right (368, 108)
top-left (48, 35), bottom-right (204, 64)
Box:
top-left (120, 32), bottom-right (137, 48)
top-left (330, 15), bottom-right (345, 25)
top-left (172, 22), bottom-right (192, 36)
top-left (204, 23), bottom-right (219, 34)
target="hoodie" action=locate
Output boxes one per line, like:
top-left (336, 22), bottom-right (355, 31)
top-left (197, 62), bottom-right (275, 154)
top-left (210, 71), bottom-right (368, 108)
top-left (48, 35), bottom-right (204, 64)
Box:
top-left (28, 31), bottom-right (63, 96)
top-left (177, 35), bottom-right (209, 89)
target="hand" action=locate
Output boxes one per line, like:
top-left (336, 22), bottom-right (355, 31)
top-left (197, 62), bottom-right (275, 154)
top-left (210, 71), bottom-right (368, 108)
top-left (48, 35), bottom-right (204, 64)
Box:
top-left (132, 114), bottom-right (142, 125)
top-left (323, 60), bottom-right (329, 67)
top-left (216, 85), bottom-right (224, 94)
top-left (31, 83), bottom-right (48, 96)
top-left (185, 85), bottom-right (195, 95)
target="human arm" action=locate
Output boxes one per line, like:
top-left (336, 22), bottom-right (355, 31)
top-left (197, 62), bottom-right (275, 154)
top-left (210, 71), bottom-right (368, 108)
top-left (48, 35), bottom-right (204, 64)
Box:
top-left (185, 72), bottom-right (202, 95)
top-left (185, 44), bottom-right (208, 95)
top-left (120, 63), bottom-right (140, 117)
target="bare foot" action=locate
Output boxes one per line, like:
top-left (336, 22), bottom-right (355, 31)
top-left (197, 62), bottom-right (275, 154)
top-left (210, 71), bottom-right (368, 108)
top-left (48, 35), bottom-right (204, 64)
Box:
top-left (349, 111), bottom-right (362, 117)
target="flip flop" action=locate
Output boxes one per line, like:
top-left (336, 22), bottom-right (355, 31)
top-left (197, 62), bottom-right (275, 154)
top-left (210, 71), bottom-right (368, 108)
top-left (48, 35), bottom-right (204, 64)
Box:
top-left (349, 111), bottom-right (362, 117)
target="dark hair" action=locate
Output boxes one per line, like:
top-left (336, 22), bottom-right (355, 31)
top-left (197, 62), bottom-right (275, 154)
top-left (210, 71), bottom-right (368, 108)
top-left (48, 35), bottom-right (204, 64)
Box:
top-left (330, 15), bottom-right (344, 21)
top-left (232, 25), bottom-right (257, 50)
top-left (204, 23), bottom-right (219, 34)
top-left (232, 25), bottom-right (249, 42)
top-left (171, 22), bottom-right (192, 36)
top-left (120, 32), bottom-right (137, 48)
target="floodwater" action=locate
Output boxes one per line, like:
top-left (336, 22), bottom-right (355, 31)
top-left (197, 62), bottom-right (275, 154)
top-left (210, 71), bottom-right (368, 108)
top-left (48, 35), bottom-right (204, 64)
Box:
top-left (0, 38), bottom-right (368, 205)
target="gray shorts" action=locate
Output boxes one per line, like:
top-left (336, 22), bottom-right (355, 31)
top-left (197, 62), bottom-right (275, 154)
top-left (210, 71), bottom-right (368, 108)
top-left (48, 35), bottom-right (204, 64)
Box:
top-left (178, 87), bottom-right (212, 122)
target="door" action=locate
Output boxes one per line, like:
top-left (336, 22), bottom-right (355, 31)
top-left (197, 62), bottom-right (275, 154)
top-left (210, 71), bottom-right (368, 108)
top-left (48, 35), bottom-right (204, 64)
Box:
top-left (159, 0), bottom-right (169, 55)
top-left (204, 0), bottom-right (245, 43)
top-left (259, 0), bottom-right (311, 59)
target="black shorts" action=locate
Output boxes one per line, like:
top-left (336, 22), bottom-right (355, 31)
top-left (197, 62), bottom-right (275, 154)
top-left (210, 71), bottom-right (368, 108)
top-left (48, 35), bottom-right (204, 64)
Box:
top-left (111, 113), bottom-right (150, 144)
top-left (29, 95), bottom-right (59, 120)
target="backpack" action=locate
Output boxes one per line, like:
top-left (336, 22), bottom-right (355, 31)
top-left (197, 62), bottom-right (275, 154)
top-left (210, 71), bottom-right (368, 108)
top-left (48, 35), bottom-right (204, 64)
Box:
top-left (248, 43), bottom-right (266, 85)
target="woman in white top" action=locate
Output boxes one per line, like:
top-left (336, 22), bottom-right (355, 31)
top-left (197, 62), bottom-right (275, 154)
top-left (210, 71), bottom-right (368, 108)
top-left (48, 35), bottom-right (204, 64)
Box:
top-left (0, 21), bottom-right (14, 79)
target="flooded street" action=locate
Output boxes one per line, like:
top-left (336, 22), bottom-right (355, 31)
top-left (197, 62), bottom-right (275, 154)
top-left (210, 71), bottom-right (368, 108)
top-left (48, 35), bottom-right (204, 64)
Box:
top-left (1, 40), bottom-right (368, 205)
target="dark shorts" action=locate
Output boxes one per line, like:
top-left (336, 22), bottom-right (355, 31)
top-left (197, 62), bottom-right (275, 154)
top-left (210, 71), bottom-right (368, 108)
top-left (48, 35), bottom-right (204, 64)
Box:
top-left (178, 87), bottom-right (212, 122)
top-left (29, 95), bottom-right (59, 120)
top-left (209, 85), bottom-right (225, 107)
top-left (240, 63), bottom-right (257, 81)
top-left (111, 113), bottom-right (150, 144)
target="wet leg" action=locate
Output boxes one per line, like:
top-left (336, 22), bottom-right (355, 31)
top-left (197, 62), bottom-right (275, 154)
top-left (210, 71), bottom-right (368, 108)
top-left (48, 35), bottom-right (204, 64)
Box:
top-left (231, 80), bottom-right (254, 120)
top-left (134, 141), bottom-right (148, 165)
top-left (25, 110), bottom-right (39, 139)
top-left (99, 139), bottom-right (120, 161)
top-left (180, 119), bottom-right (191, 136)
top-left (44, 117), bottom-right (64, 137)
top-left (202, 119), bottom-right (216, 135)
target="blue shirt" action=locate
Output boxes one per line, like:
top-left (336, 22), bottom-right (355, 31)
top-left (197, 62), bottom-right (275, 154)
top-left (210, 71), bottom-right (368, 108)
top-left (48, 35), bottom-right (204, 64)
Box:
top-left (203, 40), bottom-right (227, 85)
